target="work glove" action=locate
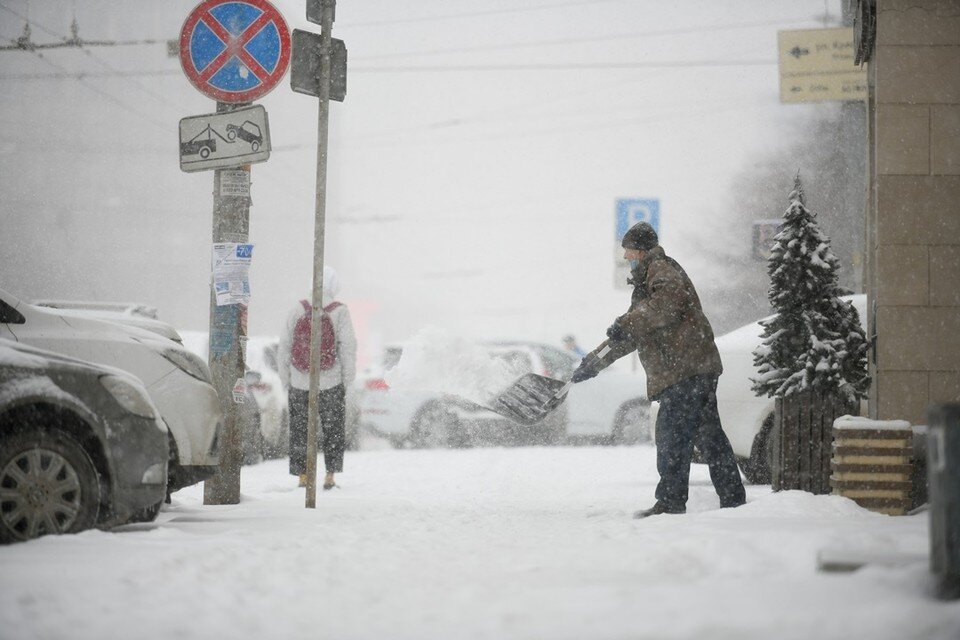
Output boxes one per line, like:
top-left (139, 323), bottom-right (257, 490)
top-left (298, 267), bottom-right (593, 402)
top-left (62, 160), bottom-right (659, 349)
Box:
top-left (606, 320), bottom-right (630, 342)
top-left (570, 362), bottom-right (599, 383)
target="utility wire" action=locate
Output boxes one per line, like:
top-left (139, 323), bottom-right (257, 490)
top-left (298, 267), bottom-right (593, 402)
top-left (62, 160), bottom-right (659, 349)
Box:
top-left (349, 60), bottom-right (777, 72)
top-left (19, 47), bottom-right (168, 131)
top-left (0, 6), bottom-right (183, 116)
top-left (0, 57), bottom-right (777, 81)
top-left (337, 0), bottom-right (624, 28)
top-left (353, 18), bottom-right (815, 61)
top-left (0, 2), bottom-right (167, 50)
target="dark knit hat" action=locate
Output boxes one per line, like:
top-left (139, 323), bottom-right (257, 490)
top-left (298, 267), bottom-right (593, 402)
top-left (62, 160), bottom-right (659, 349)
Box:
top-left (621, 222), bottom-right (658, 251)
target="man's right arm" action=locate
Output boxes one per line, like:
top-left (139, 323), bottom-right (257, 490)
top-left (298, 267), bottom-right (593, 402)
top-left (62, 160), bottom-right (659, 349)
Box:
top-left (572, 338), bottom-right (635, 382)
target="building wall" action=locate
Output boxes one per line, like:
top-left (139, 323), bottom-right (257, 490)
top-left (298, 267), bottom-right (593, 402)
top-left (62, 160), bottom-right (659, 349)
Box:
top-left (869, 0), bottom-right (960, 424)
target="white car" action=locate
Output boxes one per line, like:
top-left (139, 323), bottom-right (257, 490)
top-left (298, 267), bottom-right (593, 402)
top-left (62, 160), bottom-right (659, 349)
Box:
top-left (0, 288), bottom-right (222, 492)
top-left (32, 300), bottom-right (183, 344)
top-left (714, 294), bottom-right (868, 484)
top-left (358, 341), bottom-right (652, 447)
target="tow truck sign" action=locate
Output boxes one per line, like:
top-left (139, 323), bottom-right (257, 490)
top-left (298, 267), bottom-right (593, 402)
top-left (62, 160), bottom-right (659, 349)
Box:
top-left (179, 104), bottom-right (271, 172)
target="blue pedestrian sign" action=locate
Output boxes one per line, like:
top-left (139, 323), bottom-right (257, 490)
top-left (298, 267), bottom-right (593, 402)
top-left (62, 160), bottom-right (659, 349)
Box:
top-left (179, 0), bottom-right (291, 103)
top-left (616, 198), bottom-right (660, 243)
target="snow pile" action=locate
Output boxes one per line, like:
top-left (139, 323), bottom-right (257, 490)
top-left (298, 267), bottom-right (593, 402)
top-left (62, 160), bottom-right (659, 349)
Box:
top-left (834, 416), bottom-right (913, 432)
top-left (384, 326), bottom-right (522, 404)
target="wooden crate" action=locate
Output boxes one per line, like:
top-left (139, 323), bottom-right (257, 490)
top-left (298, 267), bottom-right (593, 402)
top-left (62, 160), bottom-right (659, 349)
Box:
top-left (830, 418), bottom-right (913, 516)
top-left (772, 389), bottom-right (858, 494)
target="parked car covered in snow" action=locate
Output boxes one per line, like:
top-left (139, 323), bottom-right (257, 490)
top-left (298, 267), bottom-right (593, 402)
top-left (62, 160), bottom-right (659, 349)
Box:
top-left (0, 339), bottom-right (169, 543)
top-left (244, 337), bottom-right (289, 458)
top-left (0, 288), bottom-right (222, 492)
top-left (32, 299), bottom-right (183, 344)
top-left (714, 294), bottom-right (867, 484)
top-left (359, 341), bottom-right (651, 447)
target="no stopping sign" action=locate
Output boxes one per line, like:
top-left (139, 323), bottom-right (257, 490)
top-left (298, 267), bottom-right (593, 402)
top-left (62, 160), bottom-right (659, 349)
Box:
top-left (180, 0), bottom-right (291, 103)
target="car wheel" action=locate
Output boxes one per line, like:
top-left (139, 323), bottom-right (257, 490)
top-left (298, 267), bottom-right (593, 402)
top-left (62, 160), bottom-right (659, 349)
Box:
top-left (200, 147), bottom-right (210, 159)
top-left (227, 129), bottom-right (237, 141)
top-left (741, 415), bottom-right (774, 485)
top-left (0, 429), bottom-right (101, 543)
top-left (410, 402), bottom-right (464, 449)
top-left (612, 400), bottom-right (652, 445)
top-left (251, 140), bottom-right (260, 152)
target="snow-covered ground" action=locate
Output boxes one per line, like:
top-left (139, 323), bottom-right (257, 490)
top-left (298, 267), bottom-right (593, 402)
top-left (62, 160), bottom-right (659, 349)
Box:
top-left (2, 442), bottom-right (958, 640)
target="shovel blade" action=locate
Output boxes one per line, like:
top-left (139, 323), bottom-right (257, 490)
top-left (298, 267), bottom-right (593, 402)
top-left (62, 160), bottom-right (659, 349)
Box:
top-left (487, 373), bottom-right (569, 425)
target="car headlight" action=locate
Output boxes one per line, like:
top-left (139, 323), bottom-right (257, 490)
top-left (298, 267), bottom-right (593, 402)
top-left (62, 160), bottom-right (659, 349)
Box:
top-left (100, 375), bottom-right (157, 419)
top-left (162, 348), bottom-right (211, 382)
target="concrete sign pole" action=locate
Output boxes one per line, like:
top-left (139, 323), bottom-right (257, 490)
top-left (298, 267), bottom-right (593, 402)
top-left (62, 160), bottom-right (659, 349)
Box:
top-left (204, 101), bottom-right (252, 506)
top-left (179, 0), bottom-right (290, 506)
top-left (304, 0), bottom-right (335, 509)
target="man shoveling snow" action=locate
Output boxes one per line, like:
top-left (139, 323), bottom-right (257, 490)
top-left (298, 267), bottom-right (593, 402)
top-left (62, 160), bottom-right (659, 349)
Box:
top-left (570, 221), bottom-right (746, 518)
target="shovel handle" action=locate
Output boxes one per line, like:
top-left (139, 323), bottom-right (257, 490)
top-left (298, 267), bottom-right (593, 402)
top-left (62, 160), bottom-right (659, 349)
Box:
top-left (554, 344), bottom-right (614, 400)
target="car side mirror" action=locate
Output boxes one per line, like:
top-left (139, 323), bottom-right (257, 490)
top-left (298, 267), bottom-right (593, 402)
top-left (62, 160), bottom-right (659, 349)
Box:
top-left (0, 299), bottom-right (25, 324)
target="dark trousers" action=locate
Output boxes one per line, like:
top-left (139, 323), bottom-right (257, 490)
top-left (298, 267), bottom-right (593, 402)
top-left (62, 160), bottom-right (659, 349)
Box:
top-left (654, 375), bottom-right (746, 510)
top-left (288, 384), bottom-right (346, 476)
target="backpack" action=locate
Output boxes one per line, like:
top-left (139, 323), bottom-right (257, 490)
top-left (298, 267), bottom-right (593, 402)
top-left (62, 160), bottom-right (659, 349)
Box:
top-left (291, 300), bottom-right (342, 372)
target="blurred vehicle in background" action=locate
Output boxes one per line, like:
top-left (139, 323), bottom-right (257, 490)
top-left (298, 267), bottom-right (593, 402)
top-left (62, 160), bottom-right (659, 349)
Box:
top-left (0, 288), bottom-right (222, 493)
top-left (714, 294), bottom-right (867, 484)
top-left (244, 337), bottom-right (288, 459)
top-left (358, 341), bottom-right (651, 448)
top-left (0, 339), bottom-right (169, 543)
top-left (31, 299), bottom-right (183, 344)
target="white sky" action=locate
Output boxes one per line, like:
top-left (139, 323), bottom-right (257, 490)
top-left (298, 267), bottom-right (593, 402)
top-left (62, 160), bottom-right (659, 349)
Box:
top-left (0, 0), bottom-right (842, 367)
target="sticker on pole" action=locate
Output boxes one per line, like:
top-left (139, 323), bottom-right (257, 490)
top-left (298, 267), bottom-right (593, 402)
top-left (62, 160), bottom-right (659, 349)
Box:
top-left (232, 377), bottom-right (247, 403)
top-left (179, 0), bottom-right (291, 103)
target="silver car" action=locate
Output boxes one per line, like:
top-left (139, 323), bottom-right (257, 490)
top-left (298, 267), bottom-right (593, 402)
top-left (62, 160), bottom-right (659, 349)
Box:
top-left (0, 339), bottom-right (169, 543)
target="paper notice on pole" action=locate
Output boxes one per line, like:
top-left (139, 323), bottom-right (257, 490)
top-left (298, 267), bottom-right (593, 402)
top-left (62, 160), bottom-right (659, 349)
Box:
top-left (212, 243), bottom-right (254, 306)
top-left (220, 169), bottom-right (251, 197)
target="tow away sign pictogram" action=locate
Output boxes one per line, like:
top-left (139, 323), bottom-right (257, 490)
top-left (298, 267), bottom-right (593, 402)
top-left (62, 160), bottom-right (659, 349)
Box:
top-left (179, 104), bottom-right (270, 172)
top-left (179, 0), bottom-right (291, 103)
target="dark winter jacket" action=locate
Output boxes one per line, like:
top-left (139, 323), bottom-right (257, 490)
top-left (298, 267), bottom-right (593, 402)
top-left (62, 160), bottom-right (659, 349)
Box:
top-left (587, 246), bottom-right (723, 400)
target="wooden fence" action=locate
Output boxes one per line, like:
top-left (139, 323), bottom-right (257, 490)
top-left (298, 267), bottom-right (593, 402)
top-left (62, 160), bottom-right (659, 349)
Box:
top-left (772, 389), bottom-right (858, 494)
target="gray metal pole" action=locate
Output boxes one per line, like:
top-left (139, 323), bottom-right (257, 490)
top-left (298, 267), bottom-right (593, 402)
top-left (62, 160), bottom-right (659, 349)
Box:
top-left (204, 101), bottom-right (251, 506)
top-left (305, 0), bottom-right (335, 509)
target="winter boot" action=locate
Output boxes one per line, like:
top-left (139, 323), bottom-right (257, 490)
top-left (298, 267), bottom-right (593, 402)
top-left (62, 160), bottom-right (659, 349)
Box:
top-left (633, 502), bottom-right (685, 519)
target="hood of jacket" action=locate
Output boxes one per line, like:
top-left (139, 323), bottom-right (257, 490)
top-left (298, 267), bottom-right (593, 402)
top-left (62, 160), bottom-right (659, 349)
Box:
top-left (321, 266), bottom-right (341, 304)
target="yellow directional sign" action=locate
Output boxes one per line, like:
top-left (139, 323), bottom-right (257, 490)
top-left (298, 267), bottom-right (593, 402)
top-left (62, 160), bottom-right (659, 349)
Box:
top-left (778, 28), bottom-right (867, 104)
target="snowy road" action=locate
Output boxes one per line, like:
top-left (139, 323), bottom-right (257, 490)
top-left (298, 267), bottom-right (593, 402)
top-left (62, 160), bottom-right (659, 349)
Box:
top-left (2, 443), bottom-right (959, 640)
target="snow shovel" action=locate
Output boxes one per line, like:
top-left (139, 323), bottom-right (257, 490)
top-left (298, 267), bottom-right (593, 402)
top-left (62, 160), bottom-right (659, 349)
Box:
top-left (486, 344), bottom-right (612, 426)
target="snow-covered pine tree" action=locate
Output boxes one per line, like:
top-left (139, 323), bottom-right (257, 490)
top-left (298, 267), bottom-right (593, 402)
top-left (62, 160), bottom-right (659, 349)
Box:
top-left (752, 175), bottom-right (869, 399)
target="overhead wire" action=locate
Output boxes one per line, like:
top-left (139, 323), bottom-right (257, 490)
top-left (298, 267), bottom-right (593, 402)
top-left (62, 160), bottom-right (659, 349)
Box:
top-left (0, 4), bottom-right (174, 130)
top-left (352, 17), bottom-right (815, 61)
top-left (337, 0), bottom-right (624, 28)
top-left (0, 2), bottom-right (169, 49)
top-left (0, 54), bottom-right (779, 81)
top-left (1, 2), bottom-right (325, 220)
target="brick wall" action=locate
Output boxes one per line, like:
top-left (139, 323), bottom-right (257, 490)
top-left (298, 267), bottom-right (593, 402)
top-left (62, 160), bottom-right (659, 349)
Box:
top-left (869, 0), bottom-right (960, 424)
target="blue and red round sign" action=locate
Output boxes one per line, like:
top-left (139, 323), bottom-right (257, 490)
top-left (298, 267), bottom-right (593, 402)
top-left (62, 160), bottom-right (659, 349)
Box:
top-left (179, 0), bottom-right (291, 103)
